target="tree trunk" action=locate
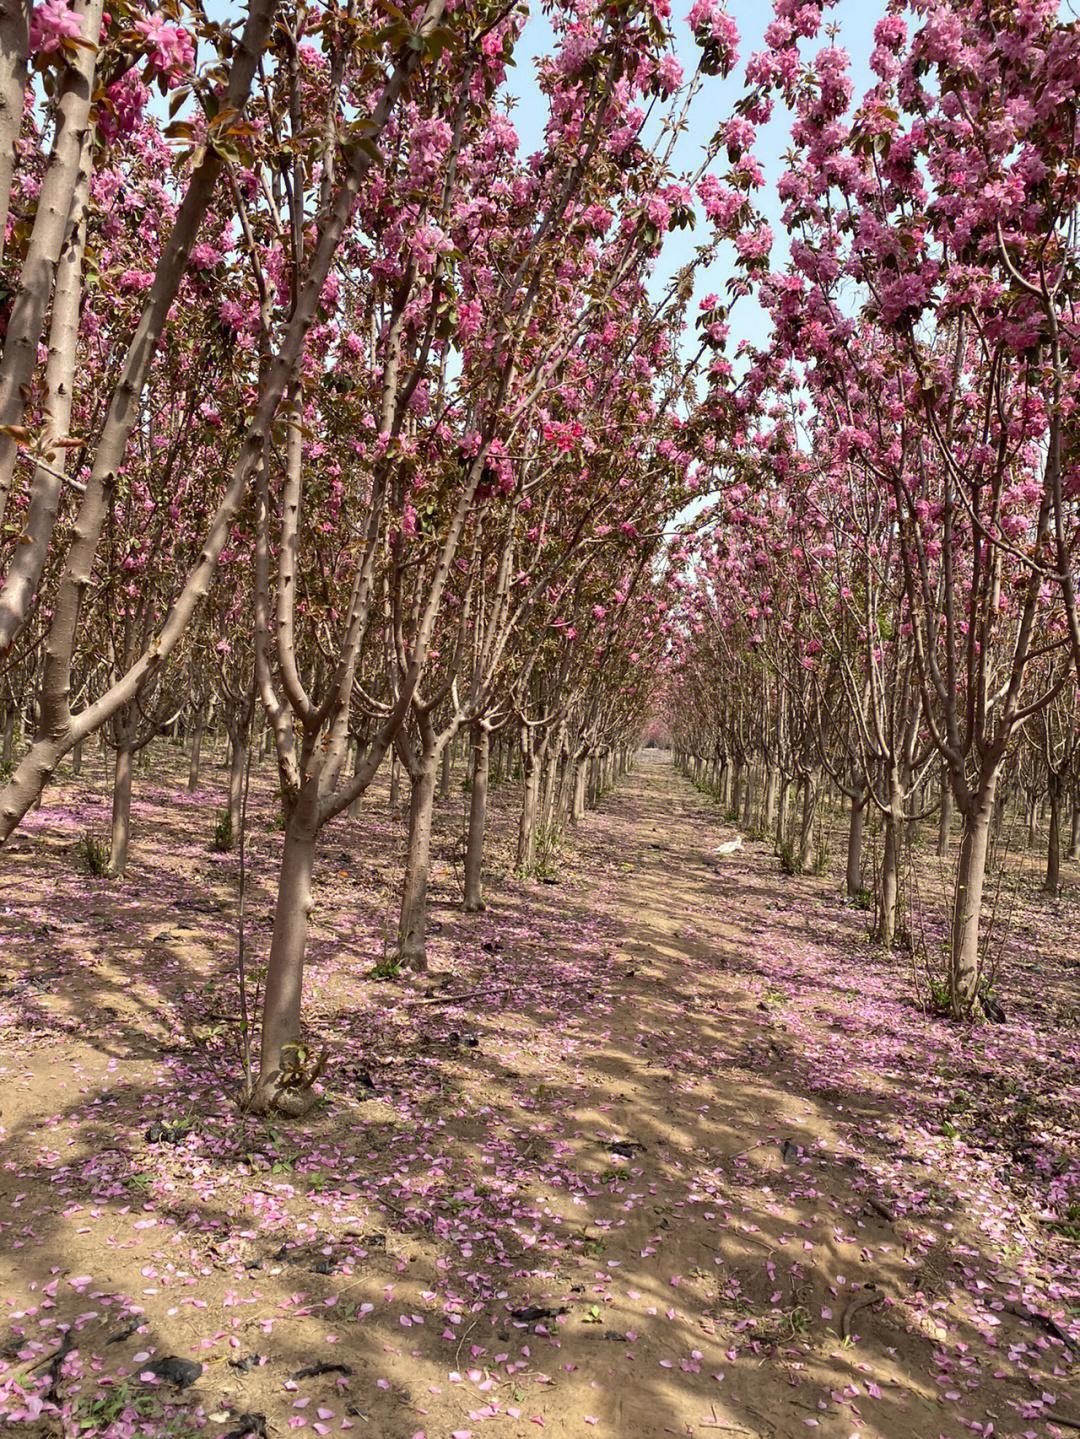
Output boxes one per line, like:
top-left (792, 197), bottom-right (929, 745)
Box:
top-left (349, 737), bottom-right (365, 819)
top-left (540, 735), bottom-right (561, 835)
top-left (107, 742), bottom-right (134, 878)
top-left (846, 787), bottom-right (867, 898)
top-left (396, 762), bottom-right (437, 970)
top-left (572, 752), bottom-right (589, 822)
top-left (950, 777), bottom-right (998, 1014)
top-left (228, 729), bottom-right (246, 836)
top-left (71, 736), bottom-right (83, 776)
top-left (879, 791), bottom-right (901, 947)
top-left (252, 791), bottom-right (319, 1114)
top-left (1068, 799), bottom-right (1080, 863)
top-left (0, 138), bottom-right (92, 651)
top-left (1045, 777), bottom-right (1062, 895)
top-left (763, 766), bottom-right (778, 833)
top-left (775, 778), bottom-right (788, 852)
top-left (1, 708), bottom-right (14, 766)
top-left (0, 1), bottom-right (30, 276)
top-left (187, 708), bottom-right (206, 792)
top-left (937, 767), bottom-right (953, 857)
top-left (439, 743), bottom-right (451, 801)
top-left (517, 743), bottom-right (541, 871)
top-left (797, 771), bottom-right (817, 872)
top-left (463, 723), bottom-right (489, 912)
top-left (730, 757), bottom-right (743, 817)
top-left (992, 787), bottom-right (1007, 843)
top-left (389, 752), bottom-right (401, 809)
top-left (0, 0), bottom-right (104, 524)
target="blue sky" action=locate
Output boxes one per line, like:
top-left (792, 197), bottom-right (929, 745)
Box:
top-left (505, 0), bottom-right (880, 357)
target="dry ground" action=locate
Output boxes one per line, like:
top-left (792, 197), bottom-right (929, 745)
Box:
top-left (0, 746), bottom-right (1078, 1439)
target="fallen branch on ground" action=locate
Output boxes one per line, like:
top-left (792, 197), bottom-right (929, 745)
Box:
top-left (841, 1288), bottom-right (881, 1340)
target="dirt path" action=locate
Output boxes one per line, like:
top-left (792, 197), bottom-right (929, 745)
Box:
top-left (1, 753), bottom-right (1076, 1439)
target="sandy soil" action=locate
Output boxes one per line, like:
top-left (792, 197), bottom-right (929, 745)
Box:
top-left (0, 748), bottom-right (1077, 1439)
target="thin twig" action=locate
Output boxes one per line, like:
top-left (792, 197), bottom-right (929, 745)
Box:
top-left (841, 1288), bottom-right (881, 1340)
top-left (410, 985), bottom-right (509, 1006)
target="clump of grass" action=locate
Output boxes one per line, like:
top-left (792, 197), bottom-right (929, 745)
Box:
top-left (210, 808), bottom-right (234, 853)
top-left (777, 840), bottom-right (801, 876)
top-left (369, 955), bottom-right (403, 981)
top-left (77, 830), bottom-right (110, 877)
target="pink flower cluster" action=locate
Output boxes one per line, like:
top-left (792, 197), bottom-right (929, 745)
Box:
top-left (655, 54), bottom-right (684, 96)
top-left (407, 224), bottom-right (453, 275)
top-left (408, 116), bottom-right (454, 185)
top-left (135, 10), bottom-right (195, 83)
top-left (686, 0), bottom-right (739, 72)
top-left (29, 0), bottom-right (84, 54)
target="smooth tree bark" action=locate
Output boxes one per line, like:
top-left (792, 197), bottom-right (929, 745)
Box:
top-left (741, 766), bottom-right (755, 828)
top-left (878, 767), bottom-right (903, 946)
top-left (950, 776), bottom-right (998, 1006)
top-left (763, 765), bottom-right (778, 834)
top-left (226, 712), bottom-right (249, 837)
top-left (0, 0), bottom-right (276, 625)
top-left (1, 705), bottom-right (14, 767)
top-left (188, 704), bottom-right (208, 792)
top-left (397, 759), bottom-right (439, 967)
top-left (0, 0), bottom-right (30, 271)
top-left (1045, 772), bottom-right (1062, 894)
top-left (937, 765), bottom-right (953, 857)
top-left (463, 719), bottom-right (490, 912)
top-left (219, 669), bottom-right (256, 836)
top-left (0, 0), bottom-right (103, 528)
top-left (105, 697), bottom-right (176, 876)
top-left (394, 699), bottom-right (462, 970)
top-left (108, 735), bottom-right (135, 878)
top-left (797, 768), bottom-right (817, 872)
top-left (774, 774), bottom-right (789, 852)
top-left (1029, 694), bottom-right (1078, 894)
top-left (571, 746), bottom-right (589, 822)
top-left (0, 129), bottom-right (92, 648)
top-left (540, 724), bottom-right (565, 836)
top-left (730, 755), bottom-right (743, 816)
top-left (846, 784), bottom-right (867, 898)
top-left (257, 782), bottom-right (319, 1112)
top-left (517, 727), bottom-right (542, 868)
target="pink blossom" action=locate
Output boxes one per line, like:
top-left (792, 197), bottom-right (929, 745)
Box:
top-left (219, 298), bottom-right (246, 329)
top-left (29, 0), bottom-right (83, 53)
top-left (655, 54), bottom-right (684, 95)
top-left (407, 224), bottom-right (453, 276)
top-left (135, 11), bottom-right (195, 81)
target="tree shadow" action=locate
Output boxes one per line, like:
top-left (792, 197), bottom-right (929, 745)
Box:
top-left (1, 748), bottom-right (1078, 1439)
